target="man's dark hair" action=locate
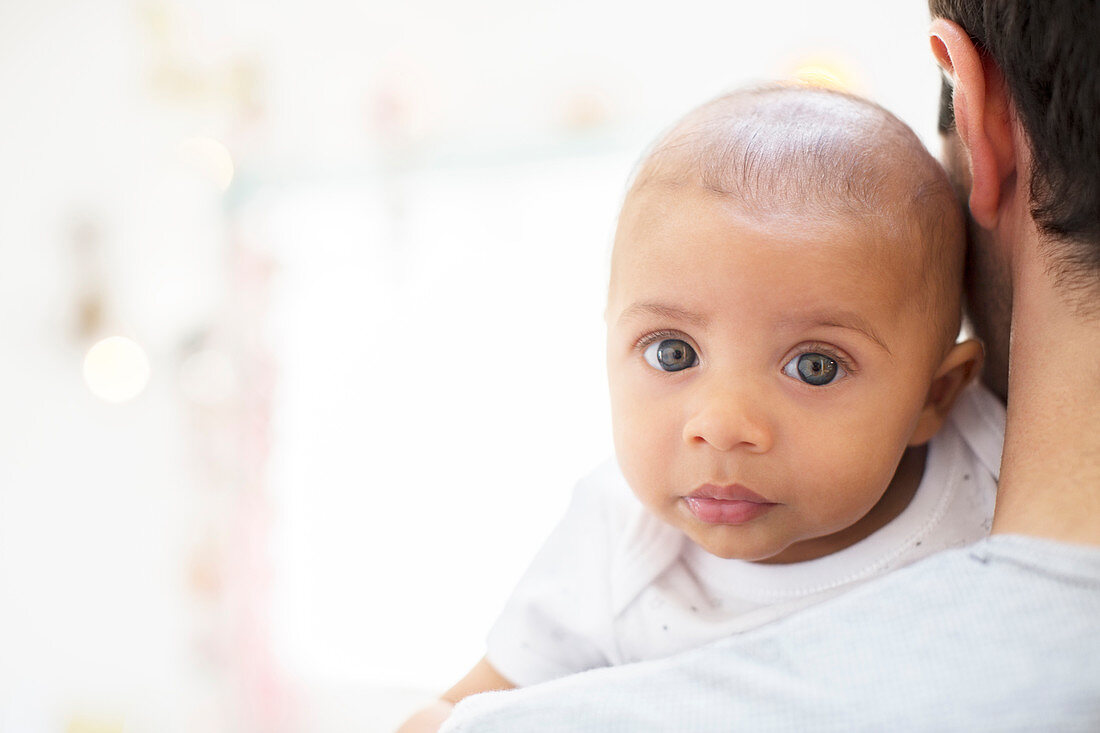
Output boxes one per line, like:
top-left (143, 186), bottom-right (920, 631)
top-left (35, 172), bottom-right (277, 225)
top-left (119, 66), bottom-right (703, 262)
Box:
top-left (931, 0), bottom-right (1100, 286)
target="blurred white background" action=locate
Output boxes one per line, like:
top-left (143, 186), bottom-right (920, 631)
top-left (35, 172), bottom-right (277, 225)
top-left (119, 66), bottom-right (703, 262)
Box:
top-left (0, 1), bottom-right (943, 730)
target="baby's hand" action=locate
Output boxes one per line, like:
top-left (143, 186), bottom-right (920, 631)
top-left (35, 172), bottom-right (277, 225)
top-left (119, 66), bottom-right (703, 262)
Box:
top-left (394, 657), bottom-right (514, 733)
top-left (395, 699), bottom-right (454, 733)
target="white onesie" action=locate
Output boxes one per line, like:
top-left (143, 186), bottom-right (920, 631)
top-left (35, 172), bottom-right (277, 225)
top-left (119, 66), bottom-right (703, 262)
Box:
top-left (486, 383), bottom-right (1005, 687)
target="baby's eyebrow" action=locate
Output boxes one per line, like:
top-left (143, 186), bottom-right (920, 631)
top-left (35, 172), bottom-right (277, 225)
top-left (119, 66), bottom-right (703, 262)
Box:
top-left (619, 302), bottom-right (709, 328)
top-left (779, 311), bottom-right (892, 354)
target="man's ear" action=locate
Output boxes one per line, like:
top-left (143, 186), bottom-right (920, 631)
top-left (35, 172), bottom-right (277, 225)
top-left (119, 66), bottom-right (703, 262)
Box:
top-left (909, 339), bottom-right (984, 446)
top-left (929, 19), bottom-right (1016, 229)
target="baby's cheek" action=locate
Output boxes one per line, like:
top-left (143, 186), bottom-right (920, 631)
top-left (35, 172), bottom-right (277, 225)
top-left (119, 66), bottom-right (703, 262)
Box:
top-left (624, 439), bottom-right (665, 484)
top-left (810, 410), bottom-right (911, 477)
top-left (623, 431), bottom-right (681, 502)
top-left (823, 456), bottom-right (900, 519)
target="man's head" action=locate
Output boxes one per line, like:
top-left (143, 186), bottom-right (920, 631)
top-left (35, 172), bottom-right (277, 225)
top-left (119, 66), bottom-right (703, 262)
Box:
top-left (930, 0), bottom-right (1100, 397)
top-left (605, 87), bottom-right (982, 562)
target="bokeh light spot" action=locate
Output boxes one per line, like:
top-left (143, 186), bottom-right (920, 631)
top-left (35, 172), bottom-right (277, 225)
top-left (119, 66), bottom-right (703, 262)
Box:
top-left (83, 336), bottom-right (151, 403)
top-left (178, 135), bottom-right (235, 192)
top-left (786, 55), bottom-right (862, 93)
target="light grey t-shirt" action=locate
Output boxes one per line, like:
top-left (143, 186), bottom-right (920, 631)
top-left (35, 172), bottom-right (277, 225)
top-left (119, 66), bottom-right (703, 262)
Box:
top-left (445, 535), bottom-right (1100, 732)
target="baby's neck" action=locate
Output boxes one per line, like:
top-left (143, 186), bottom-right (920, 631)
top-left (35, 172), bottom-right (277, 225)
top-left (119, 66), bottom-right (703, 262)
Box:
top-left (756, 445), bottom-right (926, 564)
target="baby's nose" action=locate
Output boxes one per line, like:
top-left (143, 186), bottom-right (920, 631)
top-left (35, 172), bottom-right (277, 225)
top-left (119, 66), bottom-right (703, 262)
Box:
top-left (681, 379), bottom-right (773, 453)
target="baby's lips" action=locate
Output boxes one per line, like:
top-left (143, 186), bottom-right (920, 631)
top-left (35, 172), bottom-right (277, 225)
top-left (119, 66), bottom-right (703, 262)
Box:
top-left (688, 483), bottom-right (772, 503)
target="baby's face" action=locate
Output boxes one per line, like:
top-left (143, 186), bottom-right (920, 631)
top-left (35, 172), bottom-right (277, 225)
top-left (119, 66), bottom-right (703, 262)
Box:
top-left (605, 183), bottom-right (945, 562)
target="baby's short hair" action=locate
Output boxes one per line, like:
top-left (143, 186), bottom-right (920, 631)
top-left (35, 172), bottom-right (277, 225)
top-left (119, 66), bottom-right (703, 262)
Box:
top-left (629, 85), bottom-right (966, 353)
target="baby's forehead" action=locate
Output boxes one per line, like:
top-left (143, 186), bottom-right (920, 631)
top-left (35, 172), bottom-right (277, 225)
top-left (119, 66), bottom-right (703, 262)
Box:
top-left (620, 170), bottom-right (925, 273)
top-left (614, 179), bottom-right (946, 334)
top-left (621, 179), bottom-right (906, 261)
top-left (610, 183), bottom-right (945, 357)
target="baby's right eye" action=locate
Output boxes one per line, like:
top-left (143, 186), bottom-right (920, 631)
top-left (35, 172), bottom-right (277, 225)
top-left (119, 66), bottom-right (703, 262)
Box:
top-left (643, 338), bottom-right (698, 372)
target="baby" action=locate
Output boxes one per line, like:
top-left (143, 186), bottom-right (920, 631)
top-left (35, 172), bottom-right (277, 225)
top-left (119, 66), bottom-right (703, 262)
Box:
top-left (398, 85), bottom-right (1004, 732)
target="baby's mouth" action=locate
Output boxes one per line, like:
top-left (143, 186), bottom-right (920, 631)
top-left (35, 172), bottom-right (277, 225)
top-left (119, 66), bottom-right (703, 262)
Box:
top-left (684, 484), bottom-right (778, 525)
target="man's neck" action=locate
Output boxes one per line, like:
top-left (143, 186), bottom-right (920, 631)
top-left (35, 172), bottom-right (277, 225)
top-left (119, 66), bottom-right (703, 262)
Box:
top-left (991, 234), bottom-right (1100, 546)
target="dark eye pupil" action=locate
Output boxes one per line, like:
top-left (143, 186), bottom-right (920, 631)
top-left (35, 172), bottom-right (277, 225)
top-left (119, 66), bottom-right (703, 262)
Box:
top-left (657, 339), bottom-right (696, 371)
top-left (797, 353), bottom-right (837, 385)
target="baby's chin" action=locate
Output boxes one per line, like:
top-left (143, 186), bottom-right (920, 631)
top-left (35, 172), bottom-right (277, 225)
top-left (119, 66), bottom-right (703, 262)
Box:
top-left (686, 529), bottom-right (797, 563)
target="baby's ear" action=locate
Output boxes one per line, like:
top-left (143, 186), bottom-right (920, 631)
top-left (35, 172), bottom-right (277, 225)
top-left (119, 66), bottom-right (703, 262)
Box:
top-left (908, 339), bottom-right (984, 446)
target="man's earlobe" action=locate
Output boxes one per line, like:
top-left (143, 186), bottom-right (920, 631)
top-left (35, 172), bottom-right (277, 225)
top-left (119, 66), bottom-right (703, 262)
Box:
top-left (908, 339), bottom-right (985, 446)
top-left (929, 19), bottom-right (1016, 231)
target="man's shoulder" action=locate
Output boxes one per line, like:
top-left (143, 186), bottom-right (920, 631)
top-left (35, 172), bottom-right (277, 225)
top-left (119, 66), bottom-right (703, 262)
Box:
top-left (797, 535), bottom-right (1100, 635)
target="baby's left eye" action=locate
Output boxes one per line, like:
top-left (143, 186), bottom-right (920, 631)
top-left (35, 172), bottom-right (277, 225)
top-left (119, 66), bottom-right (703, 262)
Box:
top-left (782, 352), bottom-right (847, 386)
